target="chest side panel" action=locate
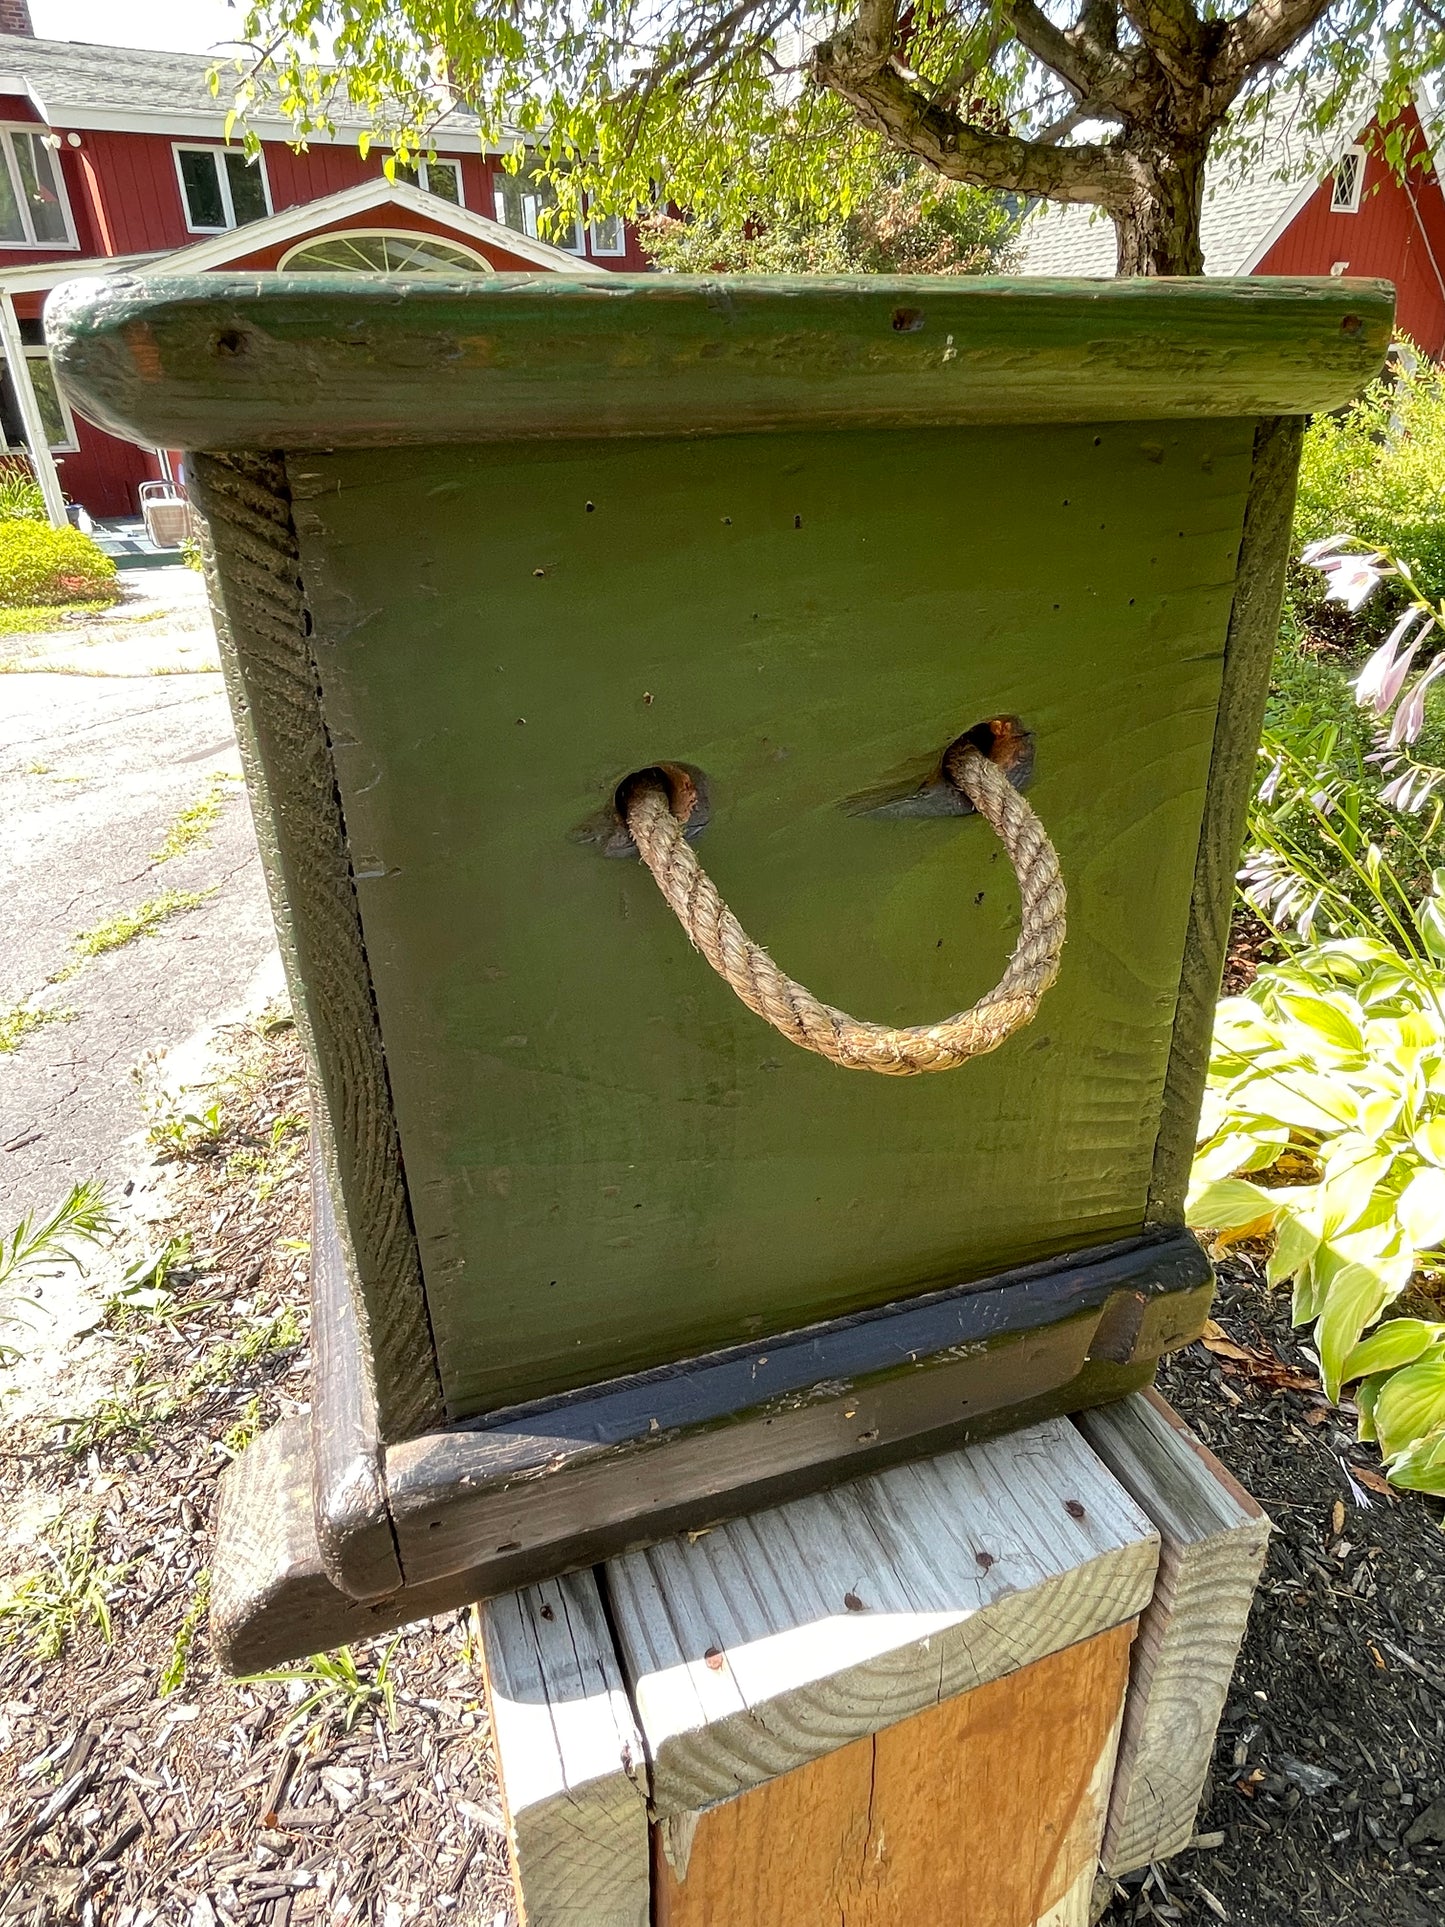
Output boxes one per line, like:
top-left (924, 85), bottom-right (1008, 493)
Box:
top-left (290, 418), bottom-right (1255, 1417)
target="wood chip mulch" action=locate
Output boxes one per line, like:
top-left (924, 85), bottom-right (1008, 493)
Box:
top-left (0, 1022), bottom-right (514, 1927)
top-left (1101, 1254), bottom-right (1445, 1927)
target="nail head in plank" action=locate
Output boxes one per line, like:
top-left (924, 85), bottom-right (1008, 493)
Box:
top-left (604, 1412), bottom-right (1160, 1817)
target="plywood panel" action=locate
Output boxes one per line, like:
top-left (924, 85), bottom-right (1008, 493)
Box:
top-left (653, 1622), bottom-right (1133, 1927)
top-left (291, 416), bottom-right (1256, 1414)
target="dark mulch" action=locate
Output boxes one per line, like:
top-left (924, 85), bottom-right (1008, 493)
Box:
top-left (0, 1023), bottom-right (513, 1927)
top-left (1100, 1253), bottom-right (1445, 1927)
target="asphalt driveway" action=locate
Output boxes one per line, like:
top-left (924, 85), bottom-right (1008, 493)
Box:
top-left (0, 569), bottom-right (276, 1224)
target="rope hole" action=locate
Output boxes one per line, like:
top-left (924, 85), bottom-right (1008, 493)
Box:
top-left (610, 762), bottom-right (711, 856)
top-left (938, 716), bottom-right (1035, 815)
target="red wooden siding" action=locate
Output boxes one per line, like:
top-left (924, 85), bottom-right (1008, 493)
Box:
top-left (1255, 106), bottom-right (1445, 357)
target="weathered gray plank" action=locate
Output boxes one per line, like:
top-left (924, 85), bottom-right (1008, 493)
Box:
top-left (604, 1412), bottom-right (1160, 1817)
top-left (1076, 1390), bottom-right (1270, 1875)
top-left (481, 1574), bottom-right (650, 1927)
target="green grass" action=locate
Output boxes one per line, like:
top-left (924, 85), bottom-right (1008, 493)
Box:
top-left (158, 1571), bottom-right (210, 1695)
top-left (0, 1001), bottom-right (70, 1053)
top-left (0, 600), bottom-right (114, 637)
top-left (50, 888), bottom-right (212, 982)
top-left (151, 776), bottom-right (231, 864)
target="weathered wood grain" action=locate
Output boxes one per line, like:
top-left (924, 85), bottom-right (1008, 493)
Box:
top-left (1076, 1390), bottom-right (1270, 1875)
top-left (480, 1573), bottom-right (650, 1927)
top-left (308, 1143), bottom-right (402, 1599)
top-left (188, 450), bottom-right (443, 1442)
top-left (49, 274), bottom-right (1393, 451)
top-left (603, 1412), bottom-right (1159, 1818)
top-left (652, 1623), bottom-right (1134, 1927)
top-left (1146, 415), bottom-right (1306, 1223)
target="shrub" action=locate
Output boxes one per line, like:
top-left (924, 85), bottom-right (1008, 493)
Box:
top-left (1188, 937), bottom-right (1445, 1494)
top-left (0, 519), bottom-right (118, 607)
top-left (0, 454), bottom-right (46, 523)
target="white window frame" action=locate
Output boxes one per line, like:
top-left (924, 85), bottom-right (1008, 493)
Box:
top-left (396, 157), bottom-right (465, 206)
top-left (0, 348), bottom-right (80, 452)
top-left (173, 142), bottom-right (273, 235)
top-left (277, 228), bottom-right (495, 274)
top-left (587, 211), bottom-right (627, 258)
top-left (0, 125), bottom-right (77, 250)
top-left (492, 172), bottom-right (586, 255)
top-left (1331, 146), bottom-right (1366, 215)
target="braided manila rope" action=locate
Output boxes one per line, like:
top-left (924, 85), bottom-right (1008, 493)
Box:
top-left (623, 740), bottom-right (1067, 1075)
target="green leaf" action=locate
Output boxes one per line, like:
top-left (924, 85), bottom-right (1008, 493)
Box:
top-left (1316, 1261), bottom-right (1392, 1402)
top-left (1239, 1073), bottom-right (1357, 1134)
top-left (1266, 1209), bottom-right (1321, 1286)
top-left (1355, 1373), bottom-right (1382, 1443)
top-left (1375, 1356), bottom-right (1445, 1461)
top-left (1184, 1178), bottom-right (1279, 1233)
top-left (1341, 1318), bottom-right (1440, 1382)
top-left (1315, 1148), bottom-right (1392, 1238)
top-left (1383, 1425), bottom-right (1445, 1494)
top-left (1415, 1117), bottom-right (1445, 1165)
top-left (1398, 1165), bottom-right (1445, 1251)
top-left (1190, 1130), bottom-right (1286, 1185)
top-left (1276, 993), bottom-right (1365, 1057)
top-left (1418, 896), bottom-right (1445, 965)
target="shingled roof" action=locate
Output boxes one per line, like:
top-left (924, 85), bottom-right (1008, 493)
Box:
top-left (1014, 89), bottom-right (1372, 278)
top-left (0, 30), bottom-right (485, 147)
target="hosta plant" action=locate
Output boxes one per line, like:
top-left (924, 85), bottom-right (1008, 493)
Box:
top-left (1187, 936), bottom-right (1445, 1495)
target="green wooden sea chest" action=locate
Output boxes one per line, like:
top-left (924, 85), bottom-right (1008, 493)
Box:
top-left (48, 272), bottom-right (1391, 1666)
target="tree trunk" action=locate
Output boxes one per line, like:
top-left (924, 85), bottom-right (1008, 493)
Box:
top-left (1112, 138), bottom-right (1211, 275)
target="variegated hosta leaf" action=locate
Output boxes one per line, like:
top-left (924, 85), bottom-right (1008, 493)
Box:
top-left (1342, 1318), bottom-right (1440, 1381)
top-left (1316, 1262), bottom-right (1393, 1401)
top-left (1398, 1164), bottom-right (1445, 1252)
top-left (1183, 1177), bottom-right (1280, 1232)
top-left (1382, 1424), bottom-right (1445, 1494)
top-left (1374, 1356), bottom-right (1445, 1463)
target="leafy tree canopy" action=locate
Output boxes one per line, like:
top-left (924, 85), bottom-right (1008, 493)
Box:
top-left (221, 0), bottom-right (1443, 274)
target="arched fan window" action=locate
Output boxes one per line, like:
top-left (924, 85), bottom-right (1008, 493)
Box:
top-left (279, 230), bottom-right (494, 274)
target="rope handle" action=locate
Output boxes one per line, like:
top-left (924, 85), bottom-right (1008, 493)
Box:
top-left (623, 741), bottom-right (1067, 1075)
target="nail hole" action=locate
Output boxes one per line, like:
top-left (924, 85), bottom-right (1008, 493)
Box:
top-left (212, 329), bottom-right (247, 358)
top-left (1341, 313), bottom-right (1363, 337)
top-left (891, 306), bottom-right (925, 333)
top-left (946, 716), bottom-right (1035, 793)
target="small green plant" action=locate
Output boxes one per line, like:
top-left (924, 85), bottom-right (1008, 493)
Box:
top-left (1, 1181), bottom-right (114, 1362)
top-left (132, 1059), bottom-right (229, 1159)
top-left (159, 1571), bottom-right (211, 1695)
top-left (184, 1307), bottom-right (304, 1394)
top-left (105, 1235), bottom-right (215, 1325)
top-left (0, 520), bottom-right (118, 607)
top-left (180, 537), bottom-right (204, 573)
top-left (227, 1112), bottom-right (307, 1202)
top-left (0, 1515), bottom-right (127, 1660)
top-left (151, 775), bottom-right (231, 864)
top-left (58, 889), bottom-right (212, 976)
top-left (245, 1638), bottom-right (400, 1737)
top-left (221, 1394), bottom-right (263, 1458)
top-left (1188, 937), bottom-right (1445, 1494)
top-left (0, 455), bottom-right (46, 522)
top-left (0, 1000), bottom-right (71, 1054)
top-left (61, 1365), bottom-right (177, 1457)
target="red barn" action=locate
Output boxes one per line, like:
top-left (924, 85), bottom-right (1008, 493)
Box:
top-left (0, 12), bottom-right (651, 527)
top-left (1016, 92), bottom-right (1445, 358)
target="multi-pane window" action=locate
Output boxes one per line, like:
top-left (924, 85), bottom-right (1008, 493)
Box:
top-left (492, 160), bottom-right (584, 254)
top-left (0, 128), bottom-right (75, 247)
top-left (1331, 148), bottom-right (1365, 214)
top-left (174, 145), bottom-right (271, 233)
top-left (392, 157), bottom-right (463, 205)
top-left (588, 212), bottom-right (626, 257)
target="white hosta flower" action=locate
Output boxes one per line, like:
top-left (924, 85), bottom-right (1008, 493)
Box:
top-left (1354, 607), bottom-right (1435, 712)
top-left (1318, 551), bottom-right (1388, 610)
top-left (1386, 655), bottom-right (1445, 747)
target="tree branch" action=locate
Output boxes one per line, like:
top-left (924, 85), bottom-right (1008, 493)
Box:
top-left (1212, 0), bottom-right (1334, 84)
top-left (811, 14), bottom-right (1134, 205)
top-left (1117, 0), bottom-right (1207, 88)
